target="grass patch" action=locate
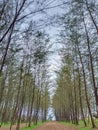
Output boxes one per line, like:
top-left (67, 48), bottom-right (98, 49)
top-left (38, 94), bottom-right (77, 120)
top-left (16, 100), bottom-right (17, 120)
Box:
top-left (78, 119), bottom-right (98, 130)
top-left (1, 122), bottom-right (11, 127)
top-left (60, 119), bottom-right (98, 130)
top-left (20, 122), bottom-right (44, 130)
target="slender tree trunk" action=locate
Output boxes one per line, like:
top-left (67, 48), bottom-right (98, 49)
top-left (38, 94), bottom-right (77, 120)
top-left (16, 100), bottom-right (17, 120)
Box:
top-left (10, 63), bottom-right (23, 130)
top-left (26, 98), bottom-right (30, 126)
top-left (0, 25), bottom-right (14, 74)
top-left (77, 45), bottom-right (96, 128)
top-left (77, 67), bottom-right (87, 126)
top-left (85, 0), bottom-right (98, 34)
top-left (83, 19), bottom-right (98, 117)
top-left (28, 87), bottom-right (35, 127)
top-left (73, 65), bottom-right (78, 125)
top-left (16, 93), bottom-right (25, 130)
top-left (0, 67), bottom-right (8, 105)
top-left (33, 92), bottom-right (41, 125)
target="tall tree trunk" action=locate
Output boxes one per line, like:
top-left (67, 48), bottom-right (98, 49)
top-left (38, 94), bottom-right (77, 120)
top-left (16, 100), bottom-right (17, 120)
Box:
top-left (83, 19), bottom-right (98, 117)
top-left (0, 25), bottom-right (14, 74)
top-left (77, 45), bottom-right (96, 128)
top-left (85, 0), bottom-right (98, 34)
top-left (77, 65), bottom-right (87, 126)
top-left (33, 92), bottom-right (41, 125)
top-left (28, 87), bottom-right (35, 127)
top-left (10, 62), bottom-right (24, 130)
top-left (73, 65), bottom-right (78, 125)
top-left (16, 93), bottom-right (25, 130)
top-left (0, 67), bottom-right (8, 105)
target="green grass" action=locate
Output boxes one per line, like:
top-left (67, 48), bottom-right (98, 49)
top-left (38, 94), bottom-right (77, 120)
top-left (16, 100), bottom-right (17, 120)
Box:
top-left (20, 122), bottom-right (44, 130)
top-left (1, 122), bottom-right (11, 127)
top-left (0, 121), bottom-right (44, 130)
top-left (60, 119), bottom-right (98, 130)
top-left (78, 119), bottom-right (98, 130)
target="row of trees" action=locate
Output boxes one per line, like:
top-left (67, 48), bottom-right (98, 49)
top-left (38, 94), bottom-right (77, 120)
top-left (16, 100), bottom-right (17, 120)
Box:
top-left (0, 28), bottom-right (50, 130)
top-left (0, 0), bottom-right (54, 130)
top-left (52, 0), bottom-right (98, 128)
top-left (1, 0), bottom-right (98, 129)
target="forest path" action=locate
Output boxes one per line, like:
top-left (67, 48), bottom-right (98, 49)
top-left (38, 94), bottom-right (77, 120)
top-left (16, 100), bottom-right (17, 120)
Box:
top-left (34, 122), bottom-right (77, 130)
top-left (0, 122), bottom-right (77, 130)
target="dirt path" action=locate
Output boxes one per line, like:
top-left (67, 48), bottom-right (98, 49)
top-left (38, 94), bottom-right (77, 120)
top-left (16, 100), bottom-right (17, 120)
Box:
top-left (0, 122), bottom-right (77, 130)
top-left (34, 122), bottom-right (77, 130)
